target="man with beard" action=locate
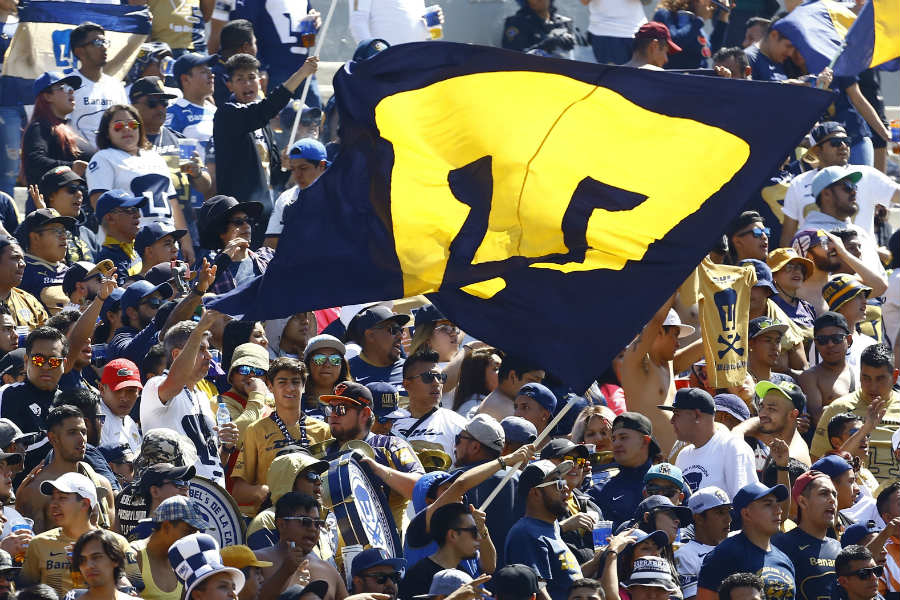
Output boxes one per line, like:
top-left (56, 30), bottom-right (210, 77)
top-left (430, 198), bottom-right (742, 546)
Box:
top-left (97, 359), bottom-right (143, 454)
top-left (322, 381), bottom-right (423, 533)
top-left (812, 344), bottom-right (900, 484)
top-left (61, 262), bottom-right (104, 309)
top-left (794, 230), bottom-right (847, 313)
top-left (399, 503), bottom-right (484, 600)
top-left (746, 317), bottom-right (793, 385)
top-left (738, 380), bottom-right (811, 471)
top-left (800, 313), bottom-right (860, 428)
top-left (50, 387), bottom-right (119, 493)
top-left (15, 405), bottom-right (115, 533)
top-left (348, 306), bottom-right (409, 386)
top-left (772, 472), bottom-right (842, 600)
top-left (350, 547), bottom-right (405, 600)
top-left (255, 493), bottom-right (347, 600)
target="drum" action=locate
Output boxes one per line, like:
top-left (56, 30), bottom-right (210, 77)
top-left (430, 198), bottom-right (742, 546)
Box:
top-left (321, 454), bottom-right (401, 557)
top-left (188, 477), bottom-right (246, 548)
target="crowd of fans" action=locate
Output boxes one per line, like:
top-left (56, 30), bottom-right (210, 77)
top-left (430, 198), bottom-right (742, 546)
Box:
top-left (0, 0), bottom-right (894, 599)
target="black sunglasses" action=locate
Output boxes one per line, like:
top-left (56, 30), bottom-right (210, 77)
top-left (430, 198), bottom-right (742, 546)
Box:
top-left (841, 566), bottom-right (883, 579)
top-left (142, 98), bottom-right (167, 109)
top-left (408, 371), bottom-right (447, 384)
top-left (452, 526), bottom-right (481, 537)
top-left (825, 137), bottom-right (849, 147)
top-left (301, 471), bottom-right (321, 483)
top-left (228, 217), bottom-right (254, 227)
top-left (63, 184), bottom-right (80, 194)
top-left (815, 333), bottom-right (847, 346)
top-left (361, 572), bottom-right (402, 584)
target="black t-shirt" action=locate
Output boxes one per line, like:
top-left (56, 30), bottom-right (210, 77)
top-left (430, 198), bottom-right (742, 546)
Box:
top-left (772, 528), bottom-right (840, 600)
top-left (398, 557), bottom-right (443, 600)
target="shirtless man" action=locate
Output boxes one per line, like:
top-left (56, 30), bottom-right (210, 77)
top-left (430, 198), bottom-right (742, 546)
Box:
top-left (793, 229), bottom-right (843, 313)
top-left (620, 297), bottom-right (702, 454)
top-left (256, 492), bottom-right (347, 600)
top-left (733, 380), bottom-right (812, 469)
top-left (475, 355), bottom-right (545, 421)
top-left (15, 405), bottom-right (115, 533)
top-left (799, 312), bottom-right (857, 427)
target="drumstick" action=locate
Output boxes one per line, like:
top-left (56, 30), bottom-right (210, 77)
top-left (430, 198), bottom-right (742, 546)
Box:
top-left (479, 397), bottom-right (578, 511)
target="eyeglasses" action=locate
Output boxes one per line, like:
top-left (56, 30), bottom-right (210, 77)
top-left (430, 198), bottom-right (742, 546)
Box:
top-left (408, 371), bottom-right (447, 384)
top-left (281, 516), bottom-right (326, 529)
top-left (534, 479), bottom-right (566, 491)
top-left (110, 206), bottom-right (141, 216)
top-left (780, 262), bottom-right (805, 273)
top-left (562, 455), bottom-right (589, 468)
top-left (140, 297), bottom-right (164, 309)
top-left (737, 226), bottom-right (770, 238)
top-left (52, 84), bottom-right (74, 94)
top-left (825, 137), bottom-right (849, 148)
top-left (29, 354), bottom-right (64, 369)
top-left (80, 37), bottom-right (110, 48)
top-left (452, 526), bottom-right (481, 538)
top-left (235, 365), bottom-right (267, 377)
top-left (331, 403), bottom-right (360, 416)
top-left (840, 566), bottom-right (883, 579)
top-left (301, 471), bottom-right (322, 483)
top-left (141, 98), bottom-right (167, 109)
top-left (112, 120), bottom-right (140, 132)
top-left (455, 432), bottom-right (477, 445)
top-left (311, 353), bottom-right (342, 366)
top-left (164, 479), bottom-right (189, 489)
top-left (227, 217), bottom-right (253, 227)
top-left (645, 484), bottom-right (681, 498)
top-left (62, 184), bottom-right (81, 194)
top-left (434, 322), bottom-right (459, 335)
top-left (377, 324), bottom-right (402, 336)
top-left (814, 333), bottom-right (847, 346)
top-left (361, 572), bottom-right (402, 585)
top-left (37, 227), bottom-right (67, 238)
top-left (831, 180), bottom-right (857, 193)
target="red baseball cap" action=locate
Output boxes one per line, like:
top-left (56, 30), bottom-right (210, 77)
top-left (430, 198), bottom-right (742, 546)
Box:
top-left (634, 22), bottom-right (682, 53)
top-left (101, 358), bottom-right (143, 391)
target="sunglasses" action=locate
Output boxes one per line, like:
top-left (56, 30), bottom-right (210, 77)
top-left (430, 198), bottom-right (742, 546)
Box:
top-left (645, 484), bottom-right (681, 498)
top-left (562, 455), bottom-right (589, 468)
top-left (62, 184), bottom-right (81, 194)
top-left (235, 365), bottom-right (266, 377)
top-left (299, 118), bottom-right (319, 127)
top-left (409, 371), bottom-right (447, 384)
top-left (29, 354), bottom-right (64, 369)
top-left (52, 84), bottom-right (74, 94)
top-left (301, 471), bottom-right (322, 483)
top-left (140, 297), bottom-right (164, 309)
top-left (164, 479), bottom-right (189, 489)
top-left (311, 353), bottom-right (342, 366)
top-left (331, 403), bottom-right (361, 416)
top-left (377, 324), bottom-right (402, 336)
top-left (81, 37), bottom-right (110, 48)
top-left (825, 137), bottom-right (849, 148)
top-left (452, 526), bottom-right (481, 538)
top-left (111, 206), bottom-right (141, 216)
top-left (847, 428), bottom-right (871, 439)
top-left (841, 566), bottom-right (883, 579)
top-left (282, 516), bottom-right (326, 529)
top-left (535, 479), bottom-right (566, 491)
top-left (455, 432), bottom-right (477, 445)
top-left (112, 120), bottom-right (140, 132)
top-left (228, 217), bottom-right (253, 227)
top-left (738, 226), bottom-right (770, 238)
top-left (142, 98), bottom-right (167, 109)
top-left (814, 333), bottom-right (847, 346)
top-left (361, 572), bottom-right (402, 585)
top-left (832, 180), bottom-right (857, 193)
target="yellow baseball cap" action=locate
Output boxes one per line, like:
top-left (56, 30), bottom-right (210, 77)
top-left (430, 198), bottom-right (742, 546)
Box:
top-left (220, 546), bottom-right (272, 569)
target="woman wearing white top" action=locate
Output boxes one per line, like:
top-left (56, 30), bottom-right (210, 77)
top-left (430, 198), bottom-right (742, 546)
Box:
top-left (86, 104), bottom-right (194, 263)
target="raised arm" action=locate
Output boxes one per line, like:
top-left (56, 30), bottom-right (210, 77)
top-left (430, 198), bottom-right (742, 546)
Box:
top-left (156, 309), bottom-right (216, 404)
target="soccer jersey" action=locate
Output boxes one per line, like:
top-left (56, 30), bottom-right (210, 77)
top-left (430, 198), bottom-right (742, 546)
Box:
top-left (148, 0), bottom-right (206, 52)
top-left (772, 529), bottom-right (840, 600)
top-left (66, 69), bottom-right (128, 145)
top-left (675, 539), bottom-right (716, 598)
top-left (232, 412), bottom-right (331, 486)
top-left (20, 254), bottom-right (67, 311)
top-left (165, 99), bottom-right (215, 163)
top-left (698, 532), bottom-right (795, 599)
top-left (505, 517), bottom-right (583, 600)
top-left (86, 148), bottom-right (177, 229)
top-left (391, 407), bottom-right (467, 460)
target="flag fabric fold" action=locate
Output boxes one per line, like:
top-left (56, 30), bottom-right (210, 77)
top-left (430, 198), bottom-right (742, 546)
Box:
top-left (833, 0), bottom-right (900, 77)
top-left (773, 0), bottom-right (858, 74)
top-left (207, 41), bottom-right (832, 391)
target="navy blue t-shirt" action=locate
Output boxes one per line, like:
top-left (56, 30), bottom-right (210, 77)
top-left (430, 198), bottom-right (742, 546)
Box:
top-left (828, 76), bottom-right (871, 141)
top-left (699, 532), bottom-right (796, 599)
top-left (772, 529), bottom-right (840, 600)
top-left (504, 517), bottom-right (583, 600)
top-left (347, 355), bottom-right (405, 387)
top-left (745, 45), bottom-right (788, 82)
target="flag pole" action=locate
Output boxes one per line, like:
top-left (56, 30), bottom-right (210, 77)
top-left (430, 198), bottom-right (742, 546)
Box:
top-left (288, 0), bottom-right (338, 147)
top-left (479, 397), bottom-right (578, 511)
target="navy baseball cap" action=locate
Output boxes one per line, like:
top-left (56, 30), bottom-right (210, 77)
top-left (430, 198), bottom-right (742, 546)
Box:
top-left (173, 53), bottom-right (217, 87)
top-left (517, 382), bottom-right (557, 414)
top-left (349, 547), bottom-right (405, 577)
top-left (135, 223), bottom-right (187, 257)
top-left (814, 311), bottom-right (850, 334)
top-left (713, 393), bottom-right (750, 422)
top-left (732, 481), bottom-right (788, 515)
top-left (100, 287), bottom-right (125, 319)
top-left (413, 303), bottom-right (445, 328)
top-left (842, 521), bottom-right (880, 547)
top-left (353, 305), bottom-right (410, 331)
top-left (95, 190), bottom-right (147, 222)
top-left (811, 455), bottom-right (853, 479)
top-left (352, 38), bottom-right (390, 62)
top-left (501, 416), bottom-right (537, 444)
top-left (288, 138), bottom-right (328, 164)
top-left (810, 122), bottom-right (847, 146)
top-left (15, 208), bottom-right (76, 249)
top-left (62, 261), bottom-right (103, 297)
top-left (33, 71), bottom-right (81, 100)
top-left (367, 382), bottom-right (404, 418)
top-left (634, 495), bottom-right (693, 526)
top-left (658, 388), bottom-right (715, 414)
top-left (120, 279), bottom-right (173, 314)
top-left (740, 259), bottom-right (778, 295)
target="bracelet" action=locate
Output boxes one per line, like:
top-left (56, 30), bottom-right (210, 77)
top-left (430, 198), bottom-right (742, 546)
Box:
top-left (191, 285), bottom-right (206, 296)
top-left (497, 456), bottom-right (506, 469)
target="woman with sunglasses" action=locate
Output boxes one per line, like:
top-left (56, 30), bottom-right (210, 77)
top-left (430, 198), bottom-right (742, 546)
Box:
top-left (302, 334), bottom-right (351, 421)
top-left (452, 348), bottom-right (501, 417)
top-left (86, 105), bottom-right (194, 256)
top-left (766, 248), bottom-right (817, 333)
top-left (198, 195), bottom-right (272, 295)
top-left (22, 72), bottom-right (93, 189)
top-left (410, 304), bottom-right (466, 405)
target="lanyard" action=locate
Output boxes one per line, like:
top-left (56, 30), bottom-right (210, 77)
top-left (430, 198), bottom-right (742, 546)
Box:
top-left (270, 411), bottom-right (310, 448)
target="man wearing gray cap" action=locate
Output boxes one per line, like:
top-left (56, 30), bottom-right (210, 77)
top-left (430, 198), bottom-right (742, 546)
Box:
top-left (675, 486), bottom-right (732, 600)
top-left (500, 416), bottom-right (537, 454)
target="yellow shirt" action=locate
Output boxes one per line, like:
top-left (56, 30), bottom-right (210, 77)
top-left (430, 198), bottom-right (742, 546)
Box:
top-left (148, 0), bottom-right (204, 50)
top-left (3, 287), bottom-right (48, 330)
top-left (21, 527), bottom-right (138, 597)
top-left (811, 389), bottom-right (900, 484)
top-left (130, 539), bottom-right (183, 600)
top-left (232, 413), bottom-right (331, 486)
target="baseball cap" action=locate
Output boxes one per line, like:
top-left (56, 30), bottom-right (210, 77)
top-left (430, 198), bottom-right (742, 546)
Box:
top-left (221, 546), bottom-right (273, 569)
top-left (643, 463), bottom-right (686, 490)
top-left (365, 382), bottom-right (403, 418)
top-left (634, 22), bottom-right (681, 53)
top-left (134, 223), bottom-right (187, 257)
top-left (350, 547), bottom-right (406, 577)
top-left (99, 444), bottom-right (134, 465)
top-left (766, 247), bottom-right (813, 279)
top-left (732, 481), bottom-right (788, 515)
top-left (810, 455), bottom-right (853, 479)
top-left (0, 417), bottom-right (32, 448)
top-left (32, 71), bottom-right (81, 99)
top-left (229, 343), bottom-right (270, 375)
top-left (810, 122), bottom-right (847, 146)
top-left (726, 210), bottom-right (764, 238)
top-left (140, 463), bottom-right (196, 490)
top-left (288, 138), bottom-right (328, 164)
top-left (663, 308), bottom-right (695, 337)
top-left (791, 470), bottom-right (831, 501)
top-left (748, 316), bottom-right (788, 339)
top-left (39, 165), bottom-right (84, 199)
top-left (612, 412), bottom-right (661, 457)
top-left (320, 381), bottom-right (373, 407)
top-left (0, 350), bottom-right (26, 380)
top-left (755, 380), bottom-right (806, 412)
top-left (100, 287), bottom-right (125, 321)
top-left (811, 166), bottom-right (864, 199)
top-left (792, 229), bottom-right (830, 258)
top-left (658, 387), bottom-right (715, 414)
top-left (687, 486), bottom-right (731, 514)
top-left (152, 495), bottom-right (209, 530)
top-left (414, 570), bottom-right (472, 599)
top-left (62, 261), bottom-right (103, 297)
top-left (0, 549), bottom-right (20, 577)
top-left (119, 279), bottom-right (174, 314)
top-left (95, 189), bottom-right (147, 222)
top-left (740, 259), bottom-right (778, 295)
top-left (101, 358), bottom-right (143, 391)
top-left (15, 208), bottom-right (76, 248)
top-left (842, 521), bottom-right (880, 547)
top-left (40, 472), bottom-right (98, 508)
top-left (501, 416), bottom-right (537, 444)
top-left (169, 533), bottom-right (244, 599)
top-left (465, 414), bottom-right (505, 453)
top-left (713, 393), bottom-right (750, 422)
top-left (491, 565), bottom-right (539, 597)
top-left (517, 382), bottom-right (557, 414)
top-left (353, 305), bottom-right (410, 331)
top-left (173, 53), bottom-right (217, 87)
top-left (129, 76), bottom-right (177, 103)
top-left (814, 311), bottom-right (850, 334)
top-left (541, 438), bottom-right (588, 461)
top-left (635, 495), bottom-right (693, 525)
top-left (822, 274), bottom-right (871, 312)
top-left (413, 303), bottom-right (445, 328)
top-left (517, 459), bottom-right (573, 499)
top-left (623, 556), bottom-right (679, 591)
top-left (303, 334), bottom-right (346, 360)
top-left (352, 38), bottom-right (390, 61)
top-left (627, 529), bottom-right (670, 551)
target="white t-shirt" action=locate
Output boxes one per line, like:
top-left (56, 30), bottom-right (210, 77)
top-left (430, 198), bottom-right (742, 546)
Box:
top-left (885, 270), bottom-right (900, 350)
top-left (99, 399), bottom-right (142, 455)
top-left (391, 406), bottom-right (467, 463)
top-left (587, 0), bottom-right (646, 38)
top-left (267, 186), bottom-right (298, 236)
top-left (674, 540), bottom-right (716, 599)
top-left (675, 429), bottom-right (759, 499)
top-left (783, 166), bottom-right (899, 237)
top-left (67, 69), bottom-right (128, 146)
top-left (349, 0), bottom-right (429, 45)
top-left (86, 148), bottom-right (177, 228)
top-left (139, 375), bottom-right (224, 485)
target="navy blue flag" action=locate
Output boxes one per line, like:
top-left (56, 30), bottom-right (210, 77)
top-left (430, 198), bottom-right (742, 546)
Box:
top-left (208, 42), bottom-right (832, 391)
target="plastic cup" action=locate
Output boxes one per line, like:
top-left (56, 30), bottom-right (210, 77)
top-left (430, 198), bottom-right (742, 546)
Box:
top-left (424, 5), bottom-right (443, 39)
top-left (178, 138), bottom-right (197, 161)
top-left (593, 520), bottom-right (613, 549)
top-left (674, 377), bottom-right (690, 390)
top-left (299, 19), bottom-right (316, 48)
top-left (12, 519), bottom-right (33, 563)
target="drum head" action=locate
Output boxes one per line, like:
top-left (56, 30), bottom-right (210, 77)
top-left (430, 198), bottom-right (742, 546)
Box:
top-left (188, 476), bottom-right (246, 548)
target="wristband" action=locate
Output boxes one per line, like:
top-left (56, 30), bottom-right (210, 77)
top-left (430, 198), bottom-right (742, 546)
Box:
top-left (497, 456), bottom-right (506, 469)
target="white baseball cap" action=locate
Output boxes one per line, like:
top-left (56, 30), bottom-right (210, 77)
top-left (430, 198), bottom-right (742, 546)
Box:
top-left (40, 472), bottom-right (98, 508)
top-left (688, 486), bottom-right (731, 515)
